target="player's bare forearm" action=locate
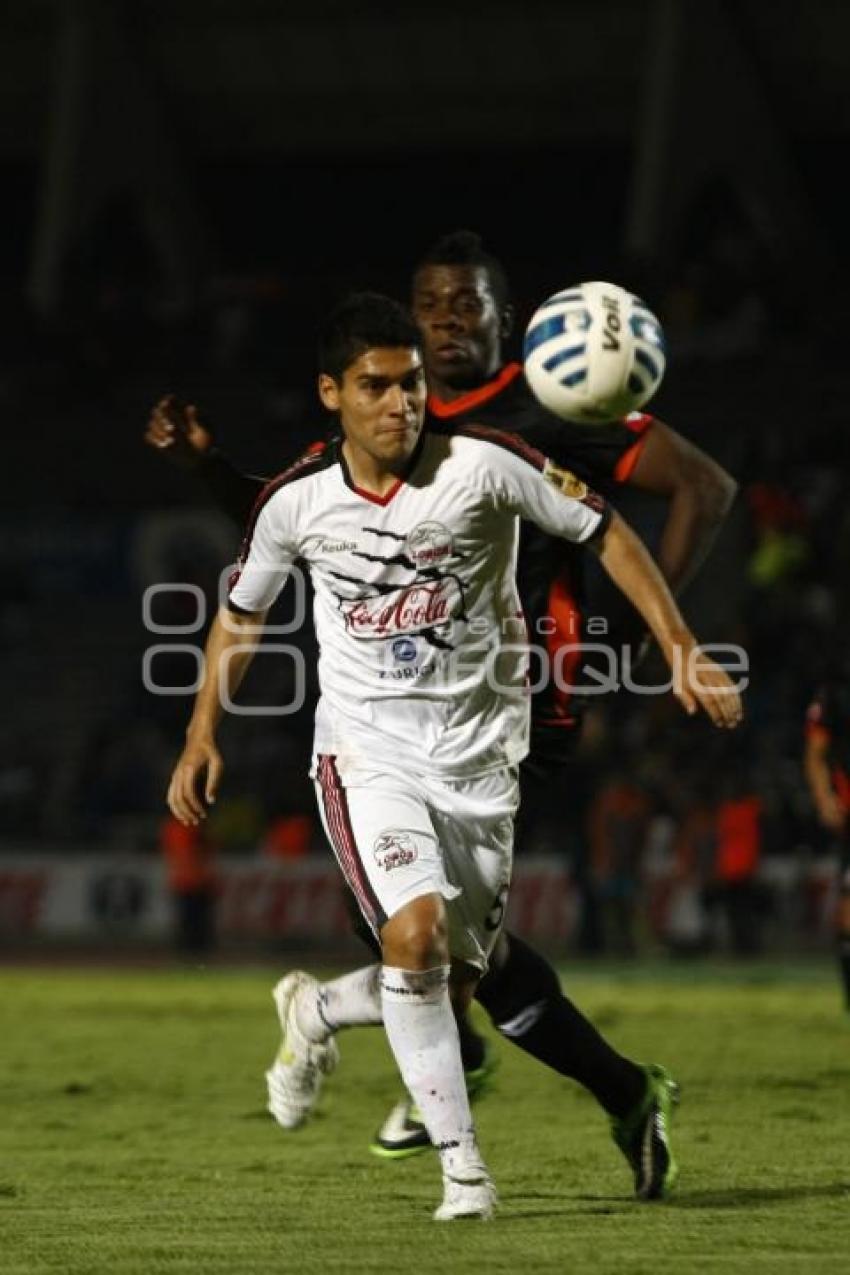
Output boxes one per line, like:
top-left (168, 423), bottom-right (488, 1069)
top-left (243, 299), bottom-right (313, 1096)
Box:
top-left (145, 395), bottom-right (266, 525)
top-left (168, 606), bottom-right (267, 825)
top-left (631, 420), bottom-right (737, 595)
top-left (592, 512), bottom-right (742, 728)
top-left (593, 511), bottom-right (693, 662)
top-left (186, 607), bottom-right (266, 739)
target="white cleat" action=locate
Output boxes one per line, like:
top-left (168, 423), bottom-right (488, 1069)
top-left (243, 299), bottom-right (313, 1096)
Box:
top-left (433, 1169), bottom-right (497, 1222)
top-left (265, 971), bottom-right (339, 1130)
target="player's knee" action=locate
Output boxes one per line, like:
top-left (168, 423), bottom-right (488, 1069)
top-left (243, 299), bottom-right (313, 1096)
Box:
top-left (380, 894), bottom-right (448, 970)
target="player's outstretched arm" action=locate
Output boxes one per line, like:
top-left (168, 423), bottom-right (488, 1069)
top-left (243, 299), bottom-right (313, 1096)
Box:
top-left (592, 511), bottom-right (742, 729)
top-left (144, 394), bottom-right (266, 526)
top-left (167, 606), bottom-right (267, 825)
top-left (629, 419), bottom-right (738, 596)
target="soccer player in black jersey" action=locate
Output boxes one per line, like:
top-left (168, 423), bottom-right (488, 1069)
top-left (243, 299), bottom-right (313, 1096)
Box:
top-left (804, 672), bottom-right (850, 1010)
top-left (145, 232), bottom-right (737, 1198)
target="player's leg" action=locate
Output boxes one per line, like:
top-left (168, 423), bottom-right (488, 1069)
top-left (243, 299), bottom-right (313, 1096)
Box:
top-left (266, 961), bottom-right (387, 1130)
top-left (369, 996), bottom-right (494, 1158)
top-left (478, 748), bottom-right (678, 1198)
top-left (474, 930), bottom-right (678, 1198)
top-left (264, 759), bottom-right (400, 1131)
top-left (266, 892), bottom-right (492, 1141)
top-left (476, 930), bottom-right (644, 1114)
top-left (387, 764), bottom-right (522, 1215)
top-left (343, 886), bottom-right (490, 1080)
top-left (295, 757), bottom-right (494, 1218)
top-left (379, 894), bottom-right (495, 1219)
top-left (264, 969), bottom-right (345, 1131)
top-left (368, 867), bottom-right (494, 1158)
top-left (300, 771), bottom-right (490, 1162)
top-left (482, 751), bottom-right (640, 1115)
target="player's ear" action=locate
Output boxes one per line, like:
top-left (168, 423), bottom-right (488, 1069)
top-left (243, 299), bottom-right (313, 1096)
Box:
top-left (499, 304), bottom-right (515, 340)
top-left (318, 373), bottom-right (340, 412)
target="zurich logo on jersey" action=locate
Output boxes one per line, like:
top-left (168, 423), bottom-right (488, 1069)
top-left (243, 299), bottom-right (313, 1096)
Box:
top-left (392, 637), bottom-right (418, 663)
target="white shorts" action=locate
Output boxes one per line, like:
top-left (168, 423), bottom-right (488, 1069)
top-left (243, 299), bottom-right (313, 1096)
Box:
top-left (313, 754), bottom-right (518, 972)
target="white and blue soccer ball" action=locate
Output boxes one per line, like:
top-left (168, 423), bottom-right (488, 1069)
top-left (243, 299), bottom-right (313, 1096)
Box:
top-left (523, 281), bottom-right (666, 424)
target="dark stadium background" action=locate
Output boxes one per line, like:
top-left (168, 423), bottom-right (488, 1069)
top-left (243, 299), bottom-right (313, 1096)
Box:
top-left (0, 0), bottom-right (847, 956)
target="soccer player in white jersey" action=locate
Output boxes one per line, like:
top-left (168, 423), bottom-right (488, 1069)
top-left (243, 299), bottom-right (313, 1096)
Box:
top-left (166, 293), bottom-right (742, 1221)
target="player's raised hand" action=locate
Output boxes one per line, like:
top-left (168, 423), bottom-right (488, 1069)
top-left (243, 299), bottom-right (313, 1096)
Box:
top-left (167, 736), bottom-right (224, 826)
top-left (145, 395), bottom-right (213, 468)
top-left (674, 644), bottom-right (743, 729)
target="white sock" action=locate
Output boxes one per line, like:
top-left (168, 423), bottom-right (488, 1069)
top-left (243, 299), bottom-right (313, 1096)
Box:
top-left (295, 965), bottom-right (383, 1042)
top-left (380, 964), bottom-right (484, 1178)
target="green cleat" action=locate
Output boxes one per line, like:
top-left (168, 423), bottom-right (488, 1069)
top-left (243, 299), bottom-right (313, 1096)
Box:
top-left (369, 1045), bottom-right (498, 1159)
top-left (369, 1096), bottom-right (429, 1159)
top-left (611, 1063), bottom-right (680, 1200)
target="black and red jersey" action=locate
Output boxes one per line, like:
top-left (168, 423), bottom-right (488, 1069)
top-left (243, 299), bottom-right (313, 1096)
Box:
top-left (426, 361), bottom-right (653, 735)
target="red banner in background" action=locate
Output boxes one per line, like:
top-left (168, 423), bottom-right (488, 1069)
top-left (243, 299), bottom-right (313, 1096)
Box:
top-left (0, 854), bottom-right (839, 952)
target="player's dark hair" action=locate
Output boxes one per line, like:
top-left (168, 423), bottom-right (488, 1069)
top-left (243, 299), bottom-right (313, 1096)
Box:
top-left (318, 292), bottom-right (421, 381)
top-left (414, 230), bottom-right (511, 310)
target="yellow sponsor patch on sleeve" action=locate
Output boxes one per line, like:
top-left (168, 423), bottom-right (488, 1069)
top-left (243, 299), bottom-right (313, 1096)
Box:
top-left (543, 459), bottom-right (588, 501)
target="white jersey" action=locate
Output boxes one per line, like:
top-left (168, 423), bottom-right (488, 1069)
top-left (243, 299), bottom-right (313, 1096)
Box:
top-left (228, 426), bottom-right (609, 778)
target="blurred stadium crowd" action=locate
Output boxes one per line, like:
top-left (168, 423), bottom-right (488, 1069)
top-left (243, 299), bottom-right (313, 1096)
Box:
top-left (1, 183), bottom-right (846, 956)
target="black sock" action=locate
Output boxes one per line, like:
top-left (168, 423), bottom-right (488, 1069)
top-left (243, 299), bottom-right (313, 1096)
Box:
top-left (839, 934), bottom-right (850, 1010)
top-left (456, 1010), bottom-right (487, 1073)
top-left (475, 933), bottom-right (645, 1119)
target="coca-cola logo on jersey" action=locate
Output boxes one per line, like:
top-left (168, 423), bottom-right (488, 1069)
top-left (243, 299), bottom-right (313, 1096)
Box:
top-left (342, 578), bottom-right (460, 637)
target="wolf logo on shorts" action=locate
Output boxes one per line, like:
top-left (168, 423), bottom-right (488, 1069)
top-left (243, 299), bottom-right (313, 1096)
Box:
top-left (374, 831), bottom-right (419, 872)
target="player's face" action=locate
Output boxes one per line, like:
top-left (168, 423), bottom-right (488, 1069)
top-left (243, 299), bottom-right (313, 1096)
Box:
top-left (411, 264), bottom-right (507, 389)
top-left (319, 347), bottom-right (427, 473)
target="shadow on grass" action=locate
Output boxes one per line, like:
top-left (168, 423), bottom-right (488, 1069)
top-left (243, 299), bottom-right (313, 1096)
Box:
top-left (668, 1183), bottom-right (850, 1209)
top-left (507, 1183), bottom-right (850, 1217)
top-left (507, 1190), bottom-right (632, 1220)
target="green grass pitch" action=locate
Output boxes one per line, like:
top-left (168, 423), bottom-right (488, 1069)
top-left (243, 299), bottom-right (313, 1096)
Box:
top-left (1, 960), bottom-right (849, 1274)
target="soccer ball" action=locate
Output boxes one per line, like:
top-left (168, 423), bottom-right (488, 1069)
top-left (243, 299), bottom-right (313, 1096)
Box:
top-left (522, 281), bottom-right (666, 423)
